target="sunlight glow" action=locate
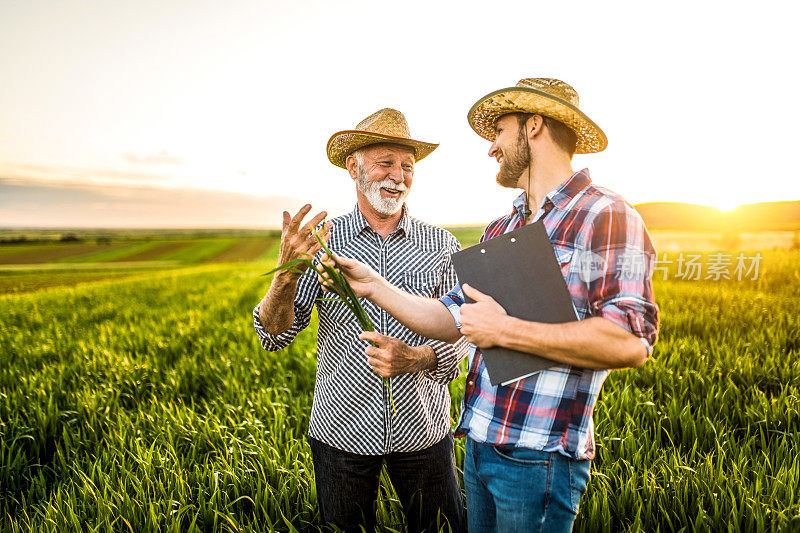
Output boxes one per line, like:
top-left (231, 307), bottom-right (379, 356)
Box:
top-left (0, 1), bottom-right (798, 227)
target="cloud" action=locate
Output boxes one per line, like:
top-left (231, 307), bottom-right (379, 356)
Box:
top-left (121, 149), bottom-right (184, 165)
top-left (0, 177), bottom-right (311, 228)
top-left (0, 161), bottom-right (177, 186)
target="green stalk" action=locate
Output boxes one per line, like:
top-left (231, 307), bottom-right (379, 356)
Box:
top-left (312, 231), bottom-right (396, 415)
top-left (263, 231), bottom-right (396, 415)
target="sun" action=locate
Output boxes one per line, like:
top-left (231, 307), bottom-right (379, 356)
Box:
top-left (712, 198), bottom-right (743, 212)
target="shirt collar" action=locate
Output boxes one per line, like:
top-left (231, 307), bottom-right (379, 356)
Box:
top-left (348, 203), bottom-right (412, 239)
top-left (512, 168), bottom-right (592, 218)
top-left (349, 204), bottom-right (370, 234)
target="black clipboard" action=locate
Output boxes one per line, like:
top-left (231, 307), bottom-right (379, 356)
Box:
top-left (450, 221), bottom-right (578, 386)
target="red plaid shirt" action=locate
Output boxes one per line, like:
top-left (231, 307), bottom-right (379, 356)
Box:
top-left (440, 169), bottom-right (659, 460)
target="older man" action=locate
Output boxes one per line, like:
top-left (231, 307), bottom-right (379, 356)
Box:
top-left (252, 108), bottom-right (468, 532)
top-left (322, 79), bottom-right (660, 531)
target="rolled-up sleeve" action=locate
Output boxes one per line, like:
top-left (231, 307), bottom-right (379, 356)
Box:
top-left (586, 203), bottom-right (660, 355)
top-left (424, 337), bottom-right (470, 384)
top-left (439, 283), bottom-right (465, 331)
top-left (252, 266), bottom-right (320, 352)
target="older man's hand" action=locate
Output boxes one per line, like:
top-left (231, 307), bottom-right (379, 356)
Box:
top-left (358, 331), bottom-right (436, 377)
top-left (277, 204), bottom-right (332, 277)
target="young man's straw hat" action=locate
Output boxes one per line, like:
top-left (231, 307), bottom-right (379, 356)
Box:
top-left (467, 78), bottom-right (608, 154)
top-left (327, 108), bottom-right (438, 168)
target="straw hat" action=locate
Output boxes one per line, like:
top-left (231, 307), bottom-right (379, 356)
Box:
top-left (327, 108), bottom-right (438, 169)
top-left (467, 78), bottom-right (607, 154)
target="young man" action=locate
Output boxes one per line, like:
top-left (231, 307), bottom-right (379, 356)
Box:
top-left (321, 79), bottom-right (660, 531)
top-left (253, 108), bottom-right (468, 532)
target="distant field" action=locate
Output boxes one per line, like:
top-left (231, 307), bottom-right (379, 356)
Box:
top-left (650, 230), bottom-right (799, 252)
top-left (2, 227), bottom-right (796, 296)
top-left (206, 238), bottom-right (276, 263)
top-left (108, 241), bottom-right (191, 262)
top-left (0, 243), bottom-right (126, 264)
top-left (64, 241), bottom-right (174, 263)
top-left (0, 236), bottom-right (275, 265)
top-left (0, 234), bottom-right (275, 294)
top-left (161, 238), bottom-right (240, 264)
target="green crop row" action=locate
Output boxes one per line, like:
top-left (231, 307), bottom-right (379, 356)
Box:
top-left (1, 252), bottom-right (799, 531)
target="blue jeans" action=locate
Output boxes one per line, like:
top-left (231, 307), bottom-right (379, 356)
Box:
top-left (463, 437), bottom-right (591, 533)
top-left (309, 433), bottom-right (466, 532)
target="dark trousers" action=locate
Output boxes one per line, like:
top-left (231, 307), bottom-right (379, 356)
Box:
top-left (308, 433), bottom-right (466, 532)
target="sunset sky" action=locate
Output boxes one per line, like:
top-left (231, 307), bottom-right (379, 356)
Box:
top-left (1, 0), bottom-right (798, 228)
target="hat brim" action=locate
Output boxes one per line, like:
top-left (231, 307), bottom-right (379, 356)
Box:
top-left (467, 86), bottom-right (608, 154)
top-left (326, 131), bottom-right (438, 169)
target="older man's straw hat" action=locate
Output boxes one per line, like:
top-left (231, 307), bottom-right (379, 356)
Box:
top-left (467, 78), bottom-right (607, 153)
top-left (327, 108), bottom-right (438, 168)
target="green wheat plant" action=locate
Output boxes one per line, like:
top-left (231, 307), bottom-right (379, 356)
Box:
top-left (263, 229), bottom-right (396, 414)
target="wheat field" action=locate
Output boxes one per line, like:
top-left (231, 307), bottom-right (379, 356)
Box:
top-left (1, 236), bottom-right (798, 531)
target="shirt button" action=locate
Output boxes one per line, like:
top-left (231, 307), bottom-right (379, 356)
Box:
top-left (468, 380), bottom-right (475, 387)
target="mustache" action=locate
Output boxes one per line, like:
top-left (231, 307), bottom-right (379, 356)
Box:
top-left (372, 179), bottom-right (408, 192)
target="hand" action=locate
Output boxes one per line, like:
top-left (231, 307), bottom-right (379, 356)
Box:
top-left (359, 331), bottom-right (432, 377)
top-left (459, 284), bottom-right (509, 348)
top-left (317, 252), bottom-right (379, 299)
top-left (277, 204), bottom-right (332, 277)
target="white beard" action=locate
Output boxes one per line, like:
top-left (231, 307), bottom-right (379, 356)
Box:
top-left (356, 167), bottom-right (409, 215)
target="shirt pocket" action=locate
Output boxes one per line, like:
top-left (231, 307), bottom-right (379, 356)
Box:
top-left (553, 244), bottom-right (574, 280)
top-left (402, 270), bottom-right (440, 298)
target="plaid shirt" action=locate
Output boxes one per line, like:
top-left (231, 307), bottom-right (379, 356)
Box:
top-left (440, 169), bottom-right (659, 460)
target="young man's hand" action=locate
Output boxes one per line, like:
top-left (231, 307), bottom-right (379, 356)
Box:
top-left (317, 252), bottom-right (379, 298)
top-left (459, 284), bottom-right (509, 348)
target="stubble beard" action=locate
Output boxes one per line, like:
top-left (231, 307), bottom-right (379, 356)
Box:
top-left (356, 164), bottom-right (409, 216)
top-left (496, 134), bottom-right (531, 189)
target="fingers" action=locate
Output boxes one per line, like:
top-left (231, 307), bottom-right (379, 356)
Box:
top-left (366, 357), bottom-right (391, 378)
top-left (462, 283), bottom-right (492, 302)
top-left (282, 211), bottom-right (291, 233)
top-left (359, 331), bottom-right (388, 345)
top-left (318, 251), bottom-right (336, 264)
top-left (322, 222), bottom-right (333, 244)
top-left (333, 253), bottom-right (358, 269)
top-left (307, 220), bottom-right (332, 251)
top-left (284, 204), bottom-right (312, 236)
top-left (316, 254), bottom-right (336, 290)
top-left (305, 210), bottom-right (328, 235)
top-left (317, 267), bottom-right (335, 291)
top-left (319, 251), bottom-right (343, 270)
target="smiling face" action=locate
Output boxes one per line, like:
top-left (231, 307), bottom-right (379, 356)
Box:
top-left (488, 114), bottom-right (532, 189)
top-left (348, 143), bottom-right (415, 216)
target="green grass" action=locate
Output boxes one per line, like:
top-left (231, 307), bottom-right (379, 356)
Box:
top-left (1, 249), bottom-right (799, 531)
top-left (0, 243), bottom-right (128, 264)
top-left (0, 265), bottom-right (180, 295)
top-left (1, 265), bottom-right (321, 531)
top-left (447, 227), bottom-right (485, 249)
